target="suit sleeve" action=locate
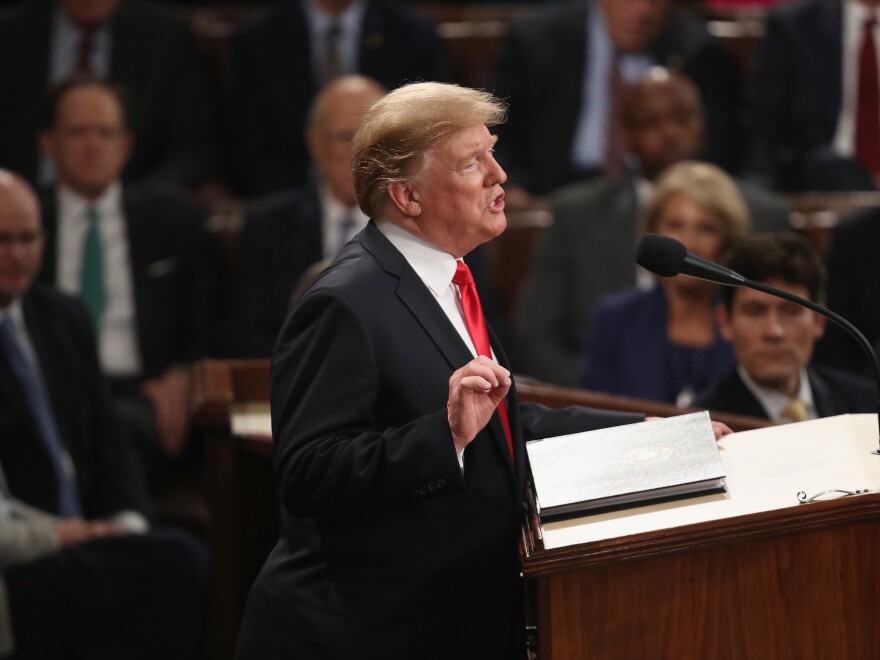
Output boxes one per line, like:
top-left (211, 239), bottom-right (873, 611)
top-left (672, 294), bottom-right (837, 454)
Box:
top-left (271, 289), bottom-right (465, 519)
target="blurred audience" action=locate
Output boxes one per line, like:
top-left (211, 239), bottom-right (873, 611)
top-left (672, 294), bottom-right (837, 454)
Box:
top-left (490, 0), bottom-right (741, 199)
top-left (0, 0), bottom-right (217, 192)
top-left (814, 207), bottom-right (880, 376)
top-left (0, 169), bottom-right (207, 659)
top-left (226, 0), bottom-right (442, 196)
top-left (695, 232), bottom-right (876, 421)
top-left (749, 0), bottom-right (880, 191)
top-left (515, 68), bottom-right (788, 386)
top-left (37, 76), bottom-right (219, 479)
top-left (224, 74), bottom-right (386, 357)
top-left (578, 162), bottom-right (746, 406)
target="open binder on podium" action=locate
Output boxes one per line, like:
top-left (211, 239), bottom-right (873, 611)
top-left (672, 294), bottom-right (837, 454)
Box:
top-left (526, 410), bottom-right (726, 519)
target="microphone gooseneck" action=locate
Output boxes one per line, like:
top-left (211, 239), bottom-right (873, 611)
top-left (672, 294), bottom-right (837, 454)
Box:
top-left (635, 233), bottom-right (880, 453)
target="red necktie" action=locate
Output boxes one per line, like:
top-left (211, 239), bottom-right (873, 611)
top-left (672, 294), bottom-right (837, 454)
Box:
top-left (856, 16), bottom-right (880, 173)
top-left (452, 260), bottom-right (514, 459)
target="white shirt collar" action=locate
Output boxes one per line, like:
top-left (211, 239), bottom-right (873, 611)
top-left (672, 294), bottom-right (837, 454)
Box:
top-left (738, 364), bottom-right (816, 422)
top-left (58, 180), bottom-right (122, 223)
top-left (374, 217), bottom-right (458, 298)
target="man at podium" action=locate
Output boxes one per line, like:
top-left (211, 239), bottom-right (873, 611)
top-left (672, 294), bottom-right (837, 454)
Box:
top-left (234, 82), bottom-right (655, 660)
top-left (695, 232), bottom-right (875, 422)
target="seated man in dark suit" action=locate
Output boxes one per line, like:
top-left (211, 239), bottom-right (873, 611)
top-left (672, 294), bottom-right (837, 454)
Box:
top-left (226, 0), bottom-right (442, 196)
top-left (0, 0), bottom-right (217, 192)
top-left (225, 75), bottom-right (386, 357)
top-left (515, 68), bottom-right (789, 386)
top-left (695, 232), bottom-right (875, 423)
top-left (37, 76), bottom-right (219, 476)
top-left (0, 169), bottom-right (207, 659)
top-left (491, 0), bottom-right (741, 198)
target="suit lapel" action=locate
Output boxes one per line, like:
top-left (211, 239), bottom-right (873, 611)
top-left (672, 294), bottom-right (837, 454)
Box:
top-left (361, 224), bottom-right (518, 468)
top-left (807, 368), bottom-right (837, 418)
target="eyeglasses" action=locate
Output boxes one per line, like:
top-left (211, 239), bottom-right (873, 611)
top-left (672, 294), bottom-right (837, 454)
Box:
top-left (0, 231), bottom-right (44, 249)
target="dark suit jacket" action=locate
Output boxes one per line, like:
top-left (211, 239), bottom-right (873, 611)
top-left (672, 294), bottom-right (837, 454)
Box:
top-left (814, 208), bottom-right (880, 375)
top-left (38, 184), bottom-right (218, 380)
top-left (579, 285), bottom-right (735, 404)
top-left (0, 285), bottom-right (149, 517)
top-left (0, 0), bottom-right (217, 189)
top-left (514, 175), bottom-right (790, 385)
top-left (748, 0), bottom-right (873, 190)
top-left (234, 222), bottom-right (640, 659)
top-left (694, 364), bottom-right (876, 420)
top-left (227, 1), bottom-right (442, 196)
top-left (491, 1), bottom-right (741, 195)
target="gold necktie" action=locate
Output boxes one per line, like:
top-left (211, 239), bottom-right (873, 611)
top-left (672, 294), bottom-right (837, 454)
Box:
top-left (782, 398), bottom-right (807, 423)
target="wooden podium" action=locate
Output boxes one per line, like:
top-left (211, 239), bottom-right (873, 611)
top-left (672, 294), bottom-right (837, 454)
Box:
top-left (521, 414), bottom-right (880, 659)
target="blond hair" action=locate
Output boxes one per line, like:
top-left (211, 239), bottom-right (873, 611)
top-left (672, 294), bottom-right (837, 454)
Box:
top-left (352, 82), bottom-right (506, 218)
top-left (643, 161), bottom-right (750, 247)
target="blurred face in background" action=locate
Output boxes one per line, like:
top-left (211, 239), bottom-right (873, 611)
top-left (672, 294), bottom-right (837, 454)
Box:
top-left (600, 0), bottom-right (670, 53)
top-left (719, 280), bottom-right (826, 396)
top-left (40, 84), bottom-right (132, 201)
top-left (625, 70), bottom-right (704, 180)
top-left (653, 192), bottom-right (726, 296)
top-left (307, 76), bottom-right (386, 208)
top-left (0, 174), bottom-right (43, 308)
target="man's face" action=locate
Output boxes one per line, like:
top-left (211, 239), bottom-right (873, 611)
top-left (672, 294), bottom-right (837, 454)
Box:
top-left (601, 0), bottom-right (670, 52)
top-left (57, 0), bottom-right (119, 27)
top-left (719, 279), bottom-right (826, 396)
top-left (0, 183), bottom-right (43, 308)
top-left (408, 124), bottom-right (507, 257)
top-left (41, 85), bottom-right (131, 200)
top-left (307, 87), bottom-right (380, 208)
top-left (626, 83), bottom-right (703, 179)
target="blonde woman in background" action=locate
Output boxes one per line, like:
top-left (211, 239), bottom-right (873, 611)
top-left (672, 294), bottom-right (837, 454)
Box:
top-left (579, 161), bottom-right (750, 406)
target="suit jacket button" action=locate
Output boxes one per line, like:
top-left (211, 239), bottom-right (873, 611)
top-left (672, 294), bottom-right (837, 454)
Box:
top-left (419, 487), bottom-right (427, 496)
top-left (411, 489), bottom-right (419, 498)
top-left (428, 482), bottom-right (436, 492)
top-left (437, 478), bottom-right (446, 489)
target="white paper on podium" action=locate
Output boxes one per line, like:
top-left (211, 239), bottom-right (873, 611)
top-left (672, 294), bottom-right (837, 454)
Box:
top-left (229, 402), bottom-right (272, 438)
top-left (539, 413), bottom-right (880, 550)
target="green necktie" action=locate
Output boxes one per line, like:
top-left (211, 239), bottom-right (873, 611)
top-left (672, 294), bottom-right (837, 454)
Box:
top-left (79, 206), bottom-right (104, 328)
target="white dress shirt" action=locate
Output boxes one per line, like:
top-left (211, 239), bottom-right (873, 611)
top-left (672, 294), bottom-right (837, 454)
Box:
top-left (738, 365), bottom-right (817, 423)
top-left (54, 183), bottom-right (142, 377)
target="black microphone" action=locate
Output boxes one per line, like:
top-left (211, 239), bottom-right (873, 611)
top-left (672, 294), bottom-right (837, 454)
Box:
top-left (635, 233), bottom-right (745, 286)
top-left (636, 233), bottom-right (880, 453)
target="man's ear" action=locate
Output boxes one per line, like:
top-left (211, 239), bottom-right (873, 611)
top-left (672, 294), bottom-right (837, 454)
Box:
top-left (813, 307), bottom-right (828, 340)
top-left (386, 180), bottom-right (422, 218)
top-left (37, 131), bottom-right (54, 159)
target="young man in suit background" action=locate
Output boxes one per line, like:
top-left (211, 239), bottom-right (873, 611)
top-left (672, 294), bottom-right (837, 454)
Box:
top-left (695, 232), bottom-right (876, 422)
